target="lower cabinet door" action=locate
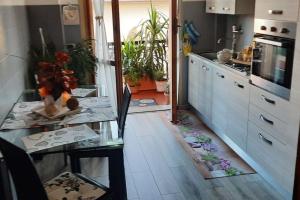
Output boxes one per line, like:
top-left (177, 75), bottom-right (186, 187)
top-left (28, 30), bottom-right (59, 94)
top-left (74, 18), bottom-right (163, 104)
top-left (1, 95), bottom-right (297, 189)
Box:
top-left (211, 67), bottom-right (229, 134)
top-left (197, 62), bottom-right (212, 124)
top-left (247, 121), bottom-right (295, 193)
top-left (226, 74), bottom-right (250, 151)
top-left (188, 56), bottom-right (201, 108)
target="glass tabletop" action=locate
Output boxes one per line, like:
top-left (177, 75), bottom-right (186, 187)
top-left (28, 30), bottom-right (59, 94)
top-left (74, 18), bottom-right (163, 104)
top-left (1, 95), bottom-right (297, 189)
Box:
top-left (0, 86), bottom-right (123, 156)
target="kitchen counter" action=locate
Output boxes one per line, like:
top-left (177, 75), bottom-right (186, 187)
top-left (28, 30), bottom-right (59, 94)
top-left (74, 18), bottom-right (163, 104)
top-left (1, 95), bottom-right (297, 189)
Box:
top-left (189, 52), bottom-right (251, 79)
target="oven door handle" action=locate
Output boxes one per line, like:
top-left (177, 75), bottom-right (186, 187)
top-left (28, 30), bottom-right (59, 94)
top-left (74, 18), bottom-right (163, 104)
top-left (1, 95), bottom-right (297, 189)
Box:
top-left (254, 37), bottom-right (283, 47)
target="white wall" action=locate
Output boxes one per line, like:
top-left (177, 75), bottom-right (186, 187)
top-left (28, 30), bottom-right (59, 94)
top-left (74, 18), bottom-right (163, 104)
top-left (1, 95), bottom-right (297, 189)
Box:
top-left (0, 5), bottom-right (30, 123)
top-left (104, 1), bottom-right (169, 42)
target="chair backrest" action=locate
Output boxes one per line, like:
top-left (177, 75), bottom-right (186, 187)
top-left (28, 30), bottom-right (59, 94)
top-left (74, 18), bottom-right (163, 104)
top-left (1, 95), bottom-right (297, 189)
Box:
top-left (0, 138), bottom-right (49, 200)
top-left (118, 84), bottom-right (132, 138)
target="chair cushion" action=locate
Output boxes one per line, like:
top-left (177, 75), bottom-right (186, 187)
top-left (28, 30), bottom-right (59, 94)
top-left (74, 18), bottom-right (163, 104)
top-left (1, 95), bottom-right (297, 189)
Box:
top-left (44, 172), bottom-right (106, 200)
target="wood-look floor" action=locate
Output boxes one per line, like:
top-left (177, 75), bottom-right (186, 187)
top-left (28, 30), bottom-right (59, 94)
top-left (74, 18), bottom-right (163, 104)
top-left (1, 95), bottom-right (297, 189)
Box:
top-left (37, 111), bottom-right (283, 200)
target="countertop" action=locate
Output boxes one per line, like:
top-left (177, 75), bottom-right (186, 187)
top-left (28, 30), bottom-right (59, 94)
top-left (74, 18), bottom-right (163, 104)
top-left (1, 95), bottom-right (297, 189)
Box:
top-left (189, 52), bottom-right (250, 79)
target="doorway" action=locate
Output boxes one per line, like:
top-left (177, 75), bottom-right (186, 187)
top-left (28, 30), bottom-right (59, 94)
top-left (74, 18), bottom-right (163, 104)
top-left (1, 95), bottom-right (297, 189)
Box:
top-left (89, 0), bottom-right (178, 121)
top-left (103, 0), bottom-right (179, 116)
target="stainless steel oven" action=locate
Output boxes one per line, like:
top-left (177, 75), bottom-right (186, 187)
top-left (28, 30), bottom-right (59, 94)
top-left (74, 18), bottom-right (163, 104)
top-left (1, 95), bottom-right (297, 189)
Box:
top-left (251, 19), bottom-right (297, 100)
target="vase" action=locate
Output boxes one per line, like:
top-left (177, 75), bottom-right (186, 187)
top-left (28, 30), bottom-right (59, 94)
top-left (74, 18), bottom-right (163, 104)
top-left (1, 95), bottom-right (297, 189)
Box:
top-left (44, 95), bottom-right (58, 116)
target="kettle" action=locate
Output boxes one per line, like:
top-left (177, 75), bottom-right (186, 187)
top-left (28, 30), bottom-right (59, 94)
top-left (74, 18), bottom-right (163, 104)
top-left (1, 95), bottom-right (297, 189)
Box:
top-left (217, 49), bottom-right (232, 64)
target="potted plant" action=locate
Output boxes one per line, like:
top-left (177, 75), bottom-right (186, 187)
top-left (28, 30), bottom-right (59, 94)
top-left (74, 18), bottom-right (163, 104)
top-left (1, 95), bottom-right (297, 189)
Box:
top-left (121, 38), bottom-right (144, 93)
top-left (153, 68), bottom-right (167, 92)
top-left (67, 39), bottom-right (98, 85)
top-left (140, 5), bottom-right (169, 90)
top-left (121, 4), bottom-right (169, 92)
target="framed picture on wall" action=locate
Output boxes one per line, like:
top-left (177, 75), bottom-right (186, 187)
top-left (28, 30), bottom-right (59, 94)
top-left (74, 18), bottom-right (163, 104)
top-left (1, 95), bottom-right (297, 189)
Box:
top-left (63, 5), bottom-right (80, 25)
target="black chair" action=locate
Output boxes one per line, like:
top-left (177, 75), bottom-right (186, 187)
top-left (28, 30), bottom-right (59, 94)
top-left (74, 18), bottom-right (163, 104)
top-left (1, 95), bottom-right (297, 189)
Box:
top-left (69, 84), bottom-right (131, 171)
top-left (0, 138), bottom-right (111, 200)
top-left (118, 84), bottom-right (132, 138)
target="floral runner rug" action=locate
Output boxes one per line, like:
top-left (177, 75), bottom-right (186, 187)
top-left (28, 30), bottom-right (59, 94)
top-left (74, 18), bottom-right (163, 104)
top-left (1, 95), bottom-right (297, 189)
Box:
top-left (165, 110), bottom-right (255, 179)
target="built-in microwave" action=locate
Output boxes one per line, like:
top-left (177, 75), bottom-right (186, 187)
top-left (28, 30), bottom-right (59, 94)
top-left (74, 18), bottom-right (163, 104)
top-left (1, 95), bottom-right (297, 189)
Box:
top-left (251, 19), bottom-right (297, 100)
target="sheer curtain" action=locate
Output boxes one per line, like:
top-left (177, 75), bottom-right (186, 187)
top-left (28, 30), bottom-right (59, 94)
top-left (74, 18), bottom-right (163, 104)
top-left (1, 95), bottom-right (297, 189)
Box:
top-left (93, 0), bottom-right (117, 114)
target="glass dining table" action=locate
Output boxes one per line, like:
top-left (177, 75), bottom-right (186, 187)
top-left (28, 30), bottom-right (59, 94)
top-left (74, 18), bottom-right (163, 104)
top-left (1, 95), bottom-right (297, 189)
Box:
top-left (0, 87), bottom-right (127, 200)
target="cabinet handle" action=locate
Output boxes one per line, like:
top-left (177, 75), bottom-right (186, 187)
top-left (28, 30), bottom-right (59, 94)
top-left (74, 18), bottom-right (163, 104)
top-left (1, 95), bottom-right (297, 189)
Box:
top-left (268, 10), bottom-right (283, 15)
top-left (259, 133), bottom-right (273, 146)
top-left (209, 6), bottom-right (215, 10)
top-left (191, 60), bottom-right (194, 64)
top-left (223, 7), bottom-right (230, 11)
top-left (234, 81), bottom-right (244, 89)
top-left (216, 72), bottom-right (225, 78)
top-left (202, 66), bottom-right (209, 71)
top-left (260, 114), bottom-right (274, 125)
top-left (261, 95), bottom-right (276, 105)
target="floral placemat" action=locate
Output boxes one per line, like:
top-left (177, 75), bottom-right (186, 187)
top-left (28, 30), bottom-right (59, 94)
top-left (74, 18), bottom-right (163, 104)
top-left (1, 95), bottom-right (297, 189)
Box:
top-left (167, 110), bottom-right (255, 179)
top-left (0, 97), bottom-right (116, 130)
top-left (21, 124), bottom-right (98, 153)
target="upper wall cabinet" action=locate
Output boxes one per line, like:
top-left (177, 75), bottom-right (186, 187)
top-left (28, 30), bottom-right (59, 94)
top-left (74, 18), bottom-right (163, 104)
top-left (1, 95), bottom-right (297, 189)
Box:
top-left (206, 0), bottom-right (254, 15)
top-left (255, 0), bottom-right (299, 21)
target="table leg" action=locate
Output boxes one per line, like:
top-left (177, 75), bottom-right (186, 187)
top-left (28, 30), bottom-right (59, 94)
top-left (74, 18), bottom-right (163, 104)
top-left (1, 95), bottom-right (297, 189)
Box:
top-left (0, 159), bottom-right (13, 200)
top-left (109, 149), bottom-right (127, 200)
top-left (70, 154), bottom-right (82, 173)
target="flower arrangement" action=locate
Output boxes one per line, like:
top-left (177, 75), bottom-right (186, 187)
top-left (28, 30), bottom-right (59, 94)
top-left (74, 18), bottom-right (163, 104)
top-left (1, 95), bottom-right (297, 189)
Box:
top-left (37, 51), bottom-right (78, 116)
top-left (37, 51), bottom-right (78, 100)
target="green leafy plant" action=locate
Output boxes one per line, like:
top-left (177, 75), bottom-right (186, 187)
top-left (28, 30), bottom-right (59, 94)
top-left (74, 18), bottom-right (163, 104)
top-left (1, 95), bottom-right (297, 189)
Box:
top-left (122, 38), bottom-right (145, 86)
top-left (153, 69), bottom-right (167, 81)
top-left (140, 4), bottom-right (169, 79)
top-left (121, 4), bottom-right (169, 83)
top-left (67, 39), bottom-right (98, 85)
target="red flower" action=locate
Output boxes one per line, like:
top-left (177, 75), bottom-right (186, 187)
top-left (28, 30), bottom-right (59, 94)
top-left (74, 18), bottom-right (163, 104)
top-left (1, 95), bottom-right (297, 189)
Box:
top-left (55, 51), bottom-right (70, 64)
top-left (38, 62), bottom-right (52, 70)
top-left (37, 51), bottom-right (77, 100)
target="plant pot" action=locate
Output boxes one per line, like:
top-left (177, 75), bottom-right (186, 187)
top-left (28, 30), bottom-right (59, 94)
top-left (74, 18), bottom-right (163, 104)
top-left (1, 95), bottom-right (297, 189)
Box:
top-left (129, 85), bottom-right (139, 94)
top-left (155, 80), bottom-right (167, 92)
top-left (138, 75), bottom-right (156, 91)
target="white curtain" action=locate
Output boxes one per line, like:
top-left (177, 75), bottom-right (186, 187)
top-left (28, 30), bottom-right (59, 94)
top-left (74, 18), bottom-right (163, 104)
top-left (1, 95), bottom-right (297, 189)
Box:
top-left (93, 0), bottom-right (117, 114)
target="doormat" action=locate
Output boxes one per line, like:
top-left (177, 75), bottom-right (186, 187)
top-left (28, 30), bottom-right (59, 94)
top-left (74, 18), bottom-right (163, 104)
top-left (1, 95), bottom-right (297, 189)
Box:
top-left (166, 110), bottom-right (255, 179)
top-left (130, 99), bottom-right (157, 107)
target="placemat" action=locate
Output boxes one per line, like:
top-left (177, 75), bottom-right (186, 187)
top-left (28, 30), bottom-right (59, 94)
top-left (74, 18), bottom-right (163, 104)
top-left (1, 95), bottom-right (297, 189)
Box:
top-left (21, 124), bottom-right (98, 153)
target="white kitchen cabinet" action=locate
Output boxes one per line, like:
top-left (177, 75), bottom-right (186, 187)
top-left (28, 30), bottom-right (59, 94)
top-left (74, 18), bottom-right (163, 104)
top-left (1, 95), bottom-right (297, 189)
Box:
top-left (226, 73), bottom-right (250, 151)
top-left (188, 56), bottom-right (200, 109)
top-left (188, 55), bottom-right (212, 125)
top-left (206, 0), bottom-right (254, 15)
top-left (211, 66), bottom-right (229, 135)
top-left (250, 85), bottom-right (293, 124)
top-left (197, 61), bottom-right (213, 125)
top-left (247, 121), bottom-right (295, 194)
top-left (255, 0), bottom-right (299, 21)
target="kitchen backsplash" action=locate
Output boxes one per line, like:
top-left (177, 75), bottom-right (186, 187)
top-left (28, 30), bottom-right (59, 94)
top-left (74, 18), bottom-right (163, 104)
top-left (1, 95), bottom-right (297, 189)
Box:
top-left (182, 1), bottom-right (218, 53)
top-left (224, 14), bottom-right (255, 51)
top-left (0, 5), bottom-right (30, 123)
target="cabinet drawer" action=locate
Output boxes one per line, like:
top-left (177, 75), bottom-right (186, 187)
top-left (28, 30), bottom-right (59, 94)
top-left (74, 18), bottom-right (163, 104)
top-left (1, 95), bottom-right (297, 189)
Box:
top-left (247, 122), bottom-right (295, 193)
top-left (255, 0), bottom-right (299, 21)
top-left (249, 104), bottom-right (289, 145)
top-left (250, 85), bottom-right (292, 123)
